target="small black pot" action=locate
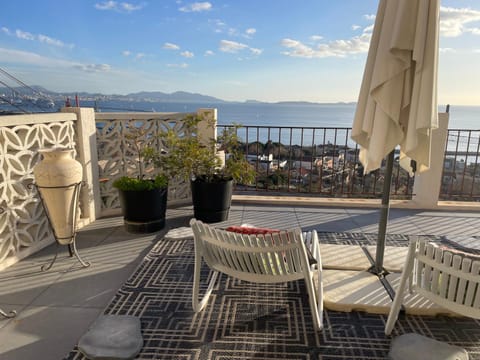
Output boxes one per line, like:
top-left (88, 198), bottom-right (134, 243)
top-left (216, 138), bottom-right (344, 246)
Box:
top-left (191, 177), bottom-right (233, 223)
top-left (117, 186), bottom-right (168, 233)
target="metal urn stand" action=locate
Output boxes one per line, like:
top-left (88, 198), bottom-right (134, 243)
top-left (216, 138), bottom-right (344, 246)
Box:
top-left (35, 181), bottom-right (90, 271)
top-left (0, 206), bottom-right (16, 318)
top-left (0, 308), bottom-right (16, 319)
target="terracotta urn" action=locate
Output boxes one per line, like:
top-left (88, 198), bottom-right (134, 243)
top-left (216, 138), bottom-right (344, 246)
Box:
top-left (33, 148), bottom-right (83, 244)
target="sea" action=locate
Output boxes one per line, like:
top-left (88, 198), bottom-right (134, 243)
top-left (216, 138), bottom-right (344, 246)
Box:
top-left (88, 100), bottom-right (480, 151)
top-left (80, 100), bottom-right (479, 130)
top-left (2, 99), bottom-right (479, 150)
top-left (2, 99), bottom-right (478, 129)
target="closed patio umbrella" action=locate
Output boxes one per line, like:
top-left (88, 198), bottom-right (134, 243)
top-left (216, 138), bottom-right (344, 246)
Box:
top-left (351, 0), bottom-right (440, 275)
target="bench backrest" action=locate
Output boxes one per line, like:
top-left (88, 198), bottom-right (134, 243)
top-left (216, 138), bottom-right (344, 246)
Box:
top-left (412, 240), bottom-right (480, 319)
top-left (190, 219), bottom-right (311, 283)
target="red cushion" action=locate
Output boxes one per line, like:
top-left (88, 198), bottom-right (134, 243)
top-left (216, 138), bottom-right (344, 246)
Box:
top-left (225, 226), bottom-right (317, 266)
top-left (226, 226), bottom-right (280, 235)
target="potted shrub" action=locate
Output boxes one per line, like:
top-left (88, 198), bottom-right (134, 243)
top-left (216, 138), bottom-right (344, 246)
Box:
top-left (112, 126), bottom-right (169, 233)
top-left (162, 115), bottom-right (255, 223)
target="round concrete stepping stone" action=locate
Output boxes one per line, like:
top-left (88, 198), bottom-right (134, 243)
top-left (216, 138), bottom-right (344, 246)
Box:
top-left (164, 226), bottom-right (193, 240)
top-left (78, 315), bottom-right (143, 360)
top-left (389, 333), bottom-right (468, 360)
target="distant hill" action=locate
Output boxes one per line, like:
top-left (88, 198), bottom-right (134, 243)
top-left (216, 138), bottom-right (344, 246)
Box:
top-left (0, 86), bottom-right (355, 105)
top-left (0, 86), bottom-right (229, 103)
top-left (126, 91), bottom-right (227, 103)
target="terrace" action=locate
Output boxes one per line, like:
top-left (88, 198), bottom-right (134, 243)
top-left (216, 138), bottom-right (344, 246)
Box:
top-left (1, 108), bottom-right (480, 359)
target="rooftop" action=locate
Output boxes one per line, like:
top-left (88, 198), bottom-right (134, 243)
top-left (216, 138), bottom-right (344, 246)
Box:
top-left (1, 202), bottom-right (480, 359)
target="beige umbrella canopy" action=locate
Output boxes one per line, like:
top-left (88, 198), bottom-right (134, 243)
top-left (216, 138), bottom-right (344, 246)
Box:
top-left (351, 0), bottom-right (440, 274)
top-left (352, 0), bottom-right (440, 174)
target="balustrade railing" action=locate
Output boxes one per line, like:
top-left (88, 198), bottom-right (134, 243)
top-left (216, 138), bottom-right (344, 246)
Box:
top-left (218, 125), bottom-right (415, 199)
top-left (92, 114), bottom-right (480, 204)
top-left (440, 129), bottom-right (480, 201)
top-left (3, 109), bottom-right (479, 269)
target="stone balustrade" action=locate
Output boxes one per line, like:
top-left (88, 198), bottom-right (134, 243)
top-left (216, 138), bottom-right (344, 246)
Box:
top-left (0, 108), bottom-right (215, 269)
top-left (0, 108), bottom-right (458, 269)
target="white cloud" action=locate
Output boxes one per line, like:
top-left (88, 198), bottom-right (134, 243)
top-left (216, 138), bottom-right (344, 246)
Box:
top-left (218, 40), bottom-right (262, 58)
top-left (94, 1), bottom-right (144, 12)
top-left (0, 47), bottom-right (74, 67)
top-left (363, 24), bottom-right (374, 34)
top-left (213, 19), bottom-right (226, 27)
top-left (95, 1), bottom-right (117, 10)
top-left (440, 47), bottom-right (456, 53)
top-left (38, 34), bottom-right (67, 47)
top-left (204, 50), bottom-right (214, 56)
top-left (121, 2), bottom-right (143, 11)
top-left (219, 39), bottom-right (248, 53)
top-left (179, 2), bottom-right (212, 12)
top-left (281, 38), bottom-right (316, 58)
top-left (73, 63), bottom-right (112, 72)
top-left (310, 35), bottom-right (324, 41)
top-left (0, 47), bottom-right (110, 74)
top-left (180, 50), bottom-right (194, 58)
top-left (4, 27), bottom-right (72, 48)
top-left (228, 27), bottom-right (238, 36)
top-left (440, 6), bottom-right (480, 37)
top-left (364, 14), bottom-right (375, 21)
top-left (209, 19), bottom-right (227, 34)
top-left (163, 42), bottom-right (180, 50)
top-left (351, 25), bottom-right (361, 31)
top-left (244, 28), bottom-right (256, 38)
top-left (167, 63), bottom-right (188, 68)
top-left (122, 50), bottom-right (146, 59)
top-left (281, 31), bottom-right (371, 58)
top-left (467, 27), bottom-right (480, 35)
top-left (16, 29), bottom-right (34, 40)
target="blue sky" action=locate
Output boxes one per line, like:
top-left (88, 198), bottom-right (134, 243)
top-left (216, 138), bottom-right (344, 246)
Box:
top-left (0, 0), bottom-right (479, 105)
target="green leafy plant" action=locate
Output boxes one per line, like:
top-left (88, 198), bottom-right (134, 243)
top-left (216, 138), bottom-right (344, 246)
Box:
top-left (112, 174), bottom-right (168, 191)
top-left (112, 125), bottom-right (168, 191)
top-left (161, 115), bottom-right (255, 184)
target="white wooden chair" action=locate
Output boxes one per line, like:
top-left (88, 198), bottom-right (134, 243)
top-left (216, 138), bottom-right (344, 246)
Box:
top-left (189, 219), bottom-right (323, 331)
top-left (385, 239), bottom-right (480, 335)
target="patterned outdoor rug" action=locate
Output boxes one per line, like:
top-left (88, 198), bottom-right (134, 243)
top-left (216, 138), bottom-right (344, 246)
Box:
top-left (65, 232), bottom-right (480, 360)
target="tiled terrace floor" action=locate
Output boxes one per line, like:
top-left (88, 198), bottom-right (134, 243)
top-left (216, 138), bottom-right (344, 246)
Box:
top-left (1, 203), bottom-right (480, 359)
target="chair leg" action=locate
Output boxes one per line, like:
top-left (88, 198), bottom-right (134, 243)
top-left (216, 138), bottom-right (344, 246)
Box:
top-left (316, 265), bottom-right (323, 330)
top-left (312, 231), bottom-right (323, 330)
top-left (192, 256), bottom-right (219, 312)
top-left (385, 241), bottom-right (417, 335)
top-left (305, 273), bottom-right (322, 331)
top-left (304, 230), bottom-right (323, 331)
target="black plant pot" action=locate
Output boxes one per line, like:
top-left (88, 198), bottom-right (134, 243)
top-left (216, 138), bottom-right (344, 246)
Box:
top-left (191, 177), bottom-right (233, 223)
top-left (117, 187), bottom-right (168, 233)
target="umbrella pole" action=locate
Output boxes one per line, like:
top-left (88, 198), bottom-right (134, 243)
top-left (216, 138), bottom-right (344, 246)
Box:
top-left (373, 149), bottom-right (395, 276)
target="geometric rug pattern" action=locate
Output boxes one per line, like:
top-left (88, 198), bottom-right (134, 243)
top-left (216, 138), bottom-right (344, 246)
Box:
top-left (65, 233), bottom-right (480, 359)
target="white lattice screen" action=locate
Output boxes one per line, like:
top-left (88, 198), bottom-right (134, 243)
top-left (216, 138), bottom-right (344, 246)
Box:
top-left (0, 109), bottom-right (215, 268)
top-left (0, 113), bottom-right (77, 263)
top-left (95, 111), bottom-right (209, 211)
